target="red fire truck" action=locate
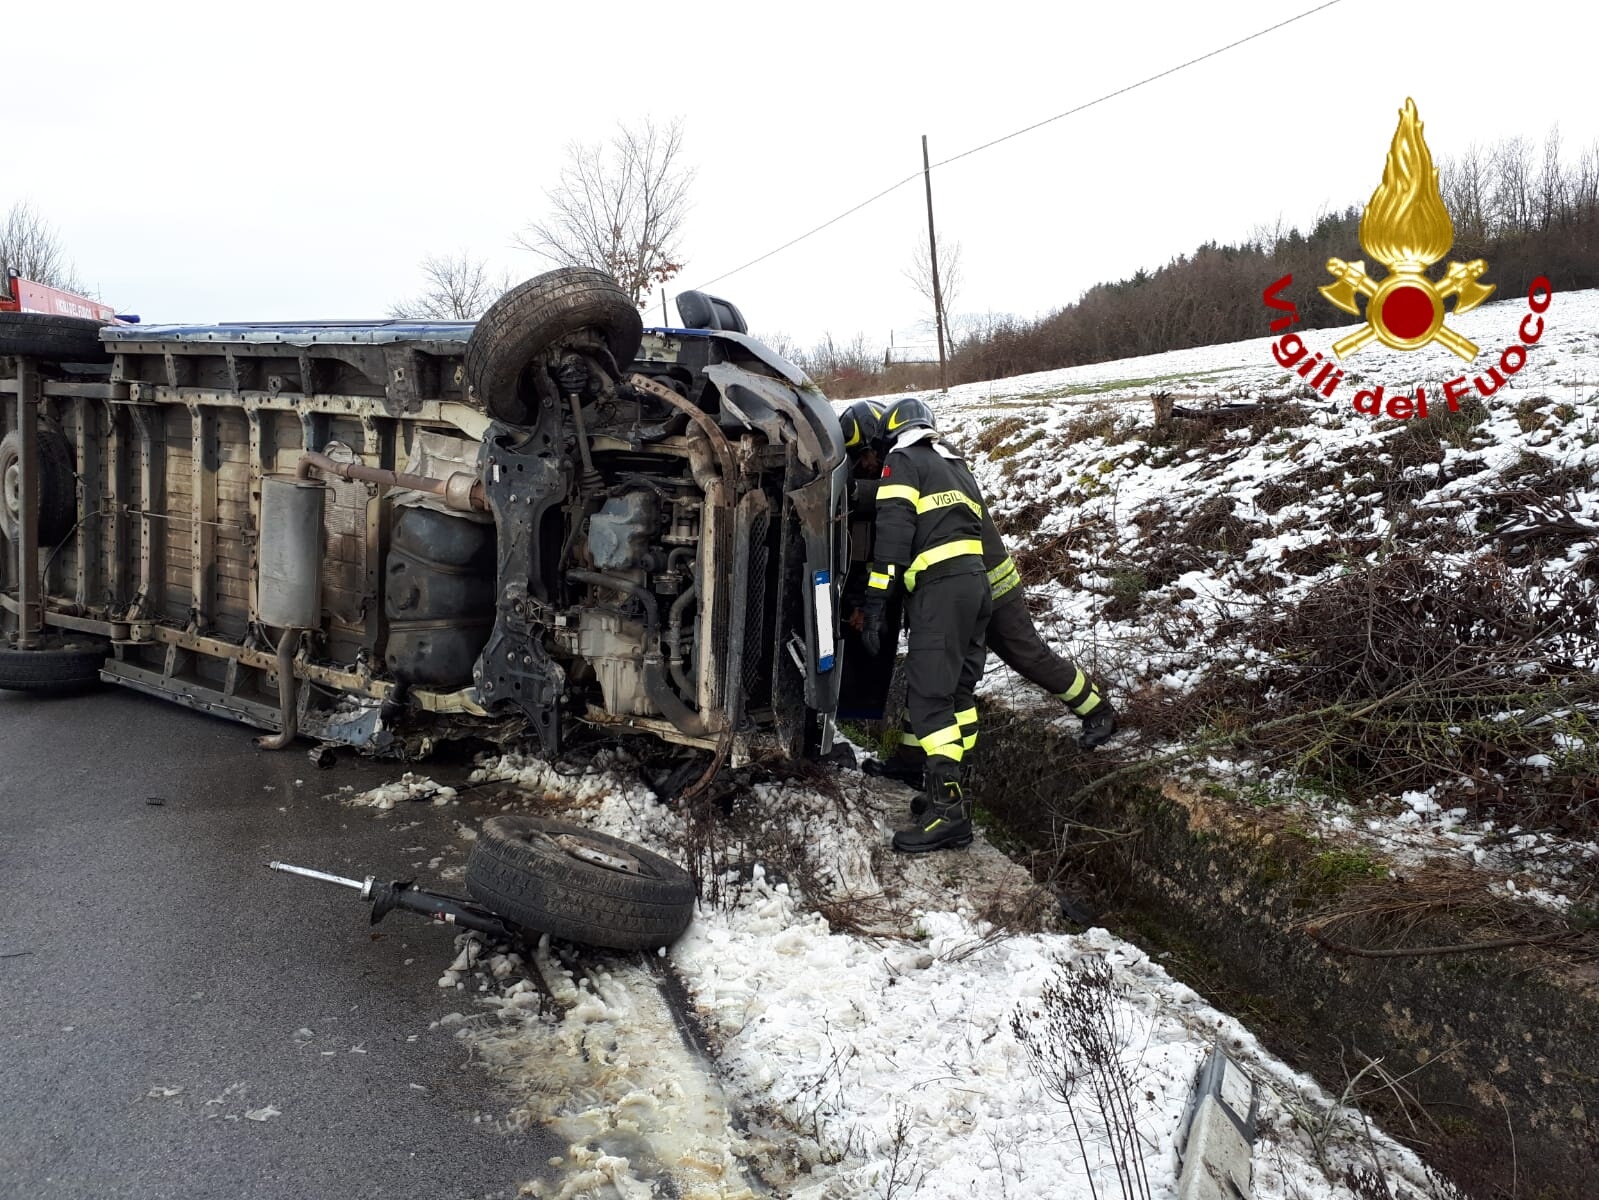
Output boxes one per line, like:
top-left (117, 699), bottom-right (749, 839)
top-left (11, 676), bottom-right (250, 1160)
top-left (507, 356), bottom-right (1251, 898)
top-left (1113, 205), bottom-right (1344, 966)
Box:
top-left (0, 269), bottom-right (119, 323)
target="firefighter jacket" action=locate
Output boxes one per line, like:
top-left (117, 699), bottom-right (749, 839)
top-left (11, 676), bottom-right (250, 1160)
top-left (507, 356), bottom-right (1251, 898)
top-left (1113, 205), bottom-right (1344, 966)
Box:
top-left (867, 431), bottom-right (987, 595)
top-left (854, 474), bottom-right (1021, 605)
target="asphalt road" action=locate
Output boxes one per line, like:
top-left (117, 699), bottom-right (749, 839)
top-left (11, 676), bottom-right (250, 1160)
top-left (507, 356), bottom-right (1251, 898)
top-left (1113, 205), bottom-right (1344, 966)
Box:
top-left (0, 686), bottom-right (560, 1200)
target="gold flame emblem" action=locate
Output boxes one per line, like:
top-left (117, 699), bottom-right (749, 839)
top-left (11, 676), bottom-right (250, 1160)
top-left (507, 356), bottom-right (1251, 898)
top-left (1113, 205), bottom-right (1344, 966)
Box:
top-left (1321, 98), bottom-right (1494, 360)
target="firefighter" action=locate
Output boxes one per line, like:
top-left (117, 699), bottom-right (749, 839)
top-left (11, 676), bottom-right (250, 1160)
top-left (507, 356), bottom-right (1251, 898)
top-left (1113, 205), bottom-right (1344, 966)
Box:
top-left (856, 397), bottom-right (992, 853)
top-left (848, 397), bottom-right (1118, 793)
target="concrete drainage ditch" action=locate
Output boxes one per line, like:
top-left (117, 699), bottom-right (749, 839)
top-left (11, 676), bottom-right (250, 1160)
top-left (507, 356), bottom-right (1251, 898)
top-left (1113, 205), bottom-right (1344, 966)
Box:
top-left (966, 705), bottom-right (1599, 1200)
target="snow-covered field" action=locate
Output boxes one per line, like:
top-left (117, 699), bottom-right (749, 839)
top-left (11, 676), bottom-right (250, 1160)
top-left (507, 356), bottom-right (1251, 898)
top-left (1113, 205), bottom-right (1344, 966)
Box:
top-left (863, 286), bottom-right (1598, 703)
top-left (857, 287), bottom-right (1599, 906)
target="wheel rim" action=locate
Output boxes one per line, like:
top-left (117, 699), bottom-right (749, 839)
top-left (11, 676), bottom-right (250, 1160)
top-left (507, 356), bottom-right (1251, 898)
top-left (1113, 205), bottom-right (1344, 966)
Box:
top-left (3, 459), bottom-right (19, 519)
top-left (546, 831), bottom-right (647, 877)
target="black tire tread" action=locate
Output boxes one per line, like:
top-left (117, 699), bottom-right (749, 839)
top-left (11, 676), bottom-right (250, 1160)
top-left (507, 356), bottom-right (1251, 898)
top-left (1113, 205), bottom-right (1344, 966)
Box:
top-left (465, 814), bottom-right (694, 950)
top-left (0, 312), bottom-right (111, 363)
top-left (465, 268), bottom-right (642, 424)
top-left (0, 428), bottom-right (78, 545)
top-left (0, 638), bottom-right (109, 693)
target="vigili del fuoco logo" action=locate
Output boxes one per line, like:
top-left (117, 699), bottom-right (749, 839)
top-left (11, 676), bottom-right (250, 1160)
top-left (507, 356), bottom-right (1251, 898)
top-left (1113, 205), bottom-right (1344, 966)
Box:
top-left (1261, 98), bottom-right (1554, 421)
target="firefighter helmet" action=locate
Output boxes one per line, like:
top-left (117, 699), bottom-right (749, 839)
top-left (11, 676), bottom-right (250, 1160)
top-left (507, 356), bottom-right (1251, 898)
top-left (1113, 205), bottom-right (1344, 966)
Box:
top-left (840, 401), bottom-right (887, 456)
top-left (881, 396), bottom-right (936, 446)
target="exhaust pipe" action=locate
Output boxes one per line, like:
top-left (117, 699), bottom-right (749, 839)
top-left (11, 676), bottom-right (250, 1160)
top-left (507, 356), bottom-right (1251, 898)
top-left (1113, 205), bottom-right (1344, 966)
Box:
top-left (256, 631), bottom-right (300, 750)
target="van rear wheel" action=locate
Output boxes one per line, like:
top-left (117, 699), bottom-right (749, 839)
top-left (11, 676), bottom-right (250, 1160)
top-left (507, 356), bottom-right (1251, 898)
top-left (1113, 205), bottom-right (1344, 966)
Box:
top-left (0, 312), bottom-right (111, 363)
top-left (0, 634), bottom-right (110, 694)
top-left (0, 428), bottom-right (79, 546)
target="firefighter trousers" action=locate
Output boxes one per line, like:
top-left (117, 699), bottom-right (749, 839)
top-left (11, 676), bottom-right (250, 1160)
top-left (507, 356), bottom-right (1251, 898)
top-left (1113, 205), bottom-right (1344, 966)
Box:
top-left (987, 592), bottom-right (1105, 716)
top-left (903, 570), bottom-right (991, 768)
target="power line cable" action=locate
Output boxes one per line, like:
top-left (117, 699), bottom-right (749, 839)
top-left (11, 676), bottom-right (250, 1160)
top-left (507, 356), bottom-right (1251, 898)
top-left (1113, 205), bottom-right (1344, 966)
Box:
top-left (927, 0), bottom-right (1343, 174)
top-left (690, 0), bottom-right (1344, 291)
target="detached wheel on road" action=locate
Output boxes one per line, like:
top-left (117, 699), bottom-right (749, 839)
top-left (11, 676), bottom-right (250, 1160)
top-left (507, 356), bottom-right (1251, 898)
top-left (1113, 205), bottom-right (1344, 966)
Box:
top-left (465, 268), bottom-right (643, 426)
top-left (1, 428), bottom-right (79, 546)
top-left (0, 312), bottom-right (111, 363)
top-left (0, 634), bottom-right (110, 693)
top-left (465, 814), bottom-right (695, 951)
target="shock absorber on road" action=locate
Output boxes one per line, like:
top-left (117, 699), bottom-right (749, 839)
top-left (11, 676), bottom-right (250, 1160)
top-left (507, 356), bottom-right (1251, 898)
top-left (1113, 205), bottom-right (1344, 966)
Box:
top-left (268, 861), bottom-right (517, 941)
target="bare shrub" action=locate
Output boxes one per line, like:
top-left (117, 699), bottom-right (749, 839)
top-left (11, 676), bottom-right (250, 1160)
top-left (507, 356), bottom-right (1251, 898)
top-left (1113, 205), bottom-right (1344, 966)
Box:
top-left (1172, 551), bottom-right (1599, 834)
top-left (880, 1105), bottom-right (924, 1199)
top-left (1010, 957), bottom-right (1153, 1200)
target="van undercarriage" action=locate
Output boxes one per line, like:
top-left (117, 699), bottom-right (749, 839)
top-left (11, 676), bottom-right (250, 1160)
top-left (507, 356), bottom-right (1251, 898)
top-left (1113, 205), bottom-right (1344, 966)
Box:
top-left (0, 270), bottom-right (850, 767)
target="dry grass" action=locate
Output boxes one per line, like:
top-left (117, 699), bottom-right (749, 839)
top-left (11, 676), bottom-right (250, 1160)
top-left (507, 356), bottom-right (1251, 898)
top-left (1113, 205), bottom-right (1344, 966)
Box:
top-left (1301, 859), bottom-right (1596, 953)
top-left (1009, 512), bottom-right (1110, 587)
top-left (973, 415), bottom-right (1027, 455)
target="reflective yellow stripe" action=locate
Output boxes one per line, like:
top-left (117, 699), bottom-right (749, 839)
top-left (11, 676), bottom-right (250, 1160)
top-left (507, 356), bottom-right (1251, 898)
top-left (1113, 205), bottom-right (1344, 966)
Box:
top-left (877, 484), bottom-right (921, 506)
top-left (1057, 669), bottom-right (1089, 706)
top-left (921, 724), bottom-right (965, 763)
top-left (898, 729), bottom-right (922, 747)
top-left (988, 556), bottom-right (1022, 601)
top-left (868, 571), bottom-right (892, 591)
top-left (987, 557), bottom-right (1020, 586)
top-left (955, 706), bottom-right (978, 750)
top-left (1058, 669), bottom-right (1103, 715)
top-left (904, 539), bottom-right (985, 590)
top-left (915, 489), bottom-right (983, 517)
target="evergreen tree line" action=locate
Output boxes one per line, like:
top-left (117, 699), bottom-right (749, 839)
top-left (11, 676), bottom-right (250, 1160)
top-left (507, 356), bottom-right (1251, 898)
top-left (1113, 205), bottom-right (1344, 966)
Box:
top-left (948, 128), bottom-right (1599, 386)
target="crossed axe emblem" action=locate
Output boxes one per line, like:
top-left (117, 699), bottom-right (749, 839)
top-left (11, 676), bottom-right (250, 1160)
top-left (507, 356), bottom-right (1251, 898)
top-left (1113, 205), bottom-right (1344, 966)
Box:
top-left (1320, 257), bottom-right (1494, 361)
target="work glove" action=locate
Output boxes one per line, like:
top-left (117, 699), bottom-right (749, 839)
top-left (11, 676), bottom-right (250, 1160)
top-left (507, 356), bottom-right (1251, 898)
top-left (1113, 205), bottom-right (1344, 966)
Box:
top-left (859, 593), bottom-right (888, 657)
top-left (1077, 704), bottom-right (1118, 751)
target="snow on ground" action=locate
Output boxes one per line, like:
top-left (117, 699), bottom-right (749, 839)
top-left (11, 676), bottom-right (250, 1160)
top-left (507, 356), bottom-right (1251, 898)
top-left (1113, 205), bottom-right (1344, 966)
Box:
top-left (858, 286), bottom-right (1599, 707)
top-left (327, 298), bottom-right (1599, 1197)
top-left (341, 771), bottom-right (457, 809)
top-left (853, 286), bottom-right (1599, 903)
top-left (355, 755), bottom-right (1436, 1200)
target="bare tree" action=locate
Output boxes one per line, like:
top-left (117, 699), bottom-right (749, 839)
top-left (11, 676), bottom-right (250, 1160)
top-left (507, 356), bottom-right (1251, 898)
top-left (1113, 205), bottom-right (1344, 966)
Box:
top-left (1246, 213), bottom-right (1289, 254)
top-left (389, 252), bottom-right (507, 320)
top-left (754, 330), bottom-right (802, 363)
top-left (1440, 144), bottom-right (1491, 245)
top-left (804, 331), bottom-right (878, 378)
top-left (1490, 135), bottom-right (1535, 237)
top-left (517, 118), bottom-right (695, 308)
top-left (905, 234), bottom-right (962, 359)
top-left (1536, 124), bottom-right (1568, 230)
top-left (792, 331), bottom-right (888, 397)
top-left (1574, 139), bottom-right (1599, 221)
top-left (1, 201), bottom-right (83, 291)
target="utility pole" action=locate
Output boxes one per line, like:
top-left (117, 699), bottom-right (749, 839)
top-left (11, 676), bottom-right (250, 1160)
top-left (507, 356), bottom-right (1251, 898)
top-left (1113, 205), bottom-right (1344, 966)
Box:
top-left (922, 134), bottom-right (948, 393)
top-left (661, 287), bottom-right (669, 327)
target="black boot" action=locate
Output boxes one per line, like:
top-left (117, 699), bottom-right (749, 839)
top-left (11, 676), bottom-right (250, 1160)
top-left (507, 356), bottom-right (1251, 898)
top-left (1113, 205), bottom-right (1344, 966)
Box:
top-left (863, 752), bottom-right (925, 790)
top-left (1077, 703), bottom-right (1118, 751)
top-left (892, 760), bottom-right (973, 853)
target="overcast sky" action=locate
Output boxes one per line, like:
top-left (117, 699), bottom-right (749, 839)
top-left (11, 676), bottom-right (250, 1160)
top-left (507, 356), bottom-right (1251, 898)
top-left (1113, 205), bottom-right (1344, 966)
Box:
top-left (10, 0), bottom-right (1594, 353)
